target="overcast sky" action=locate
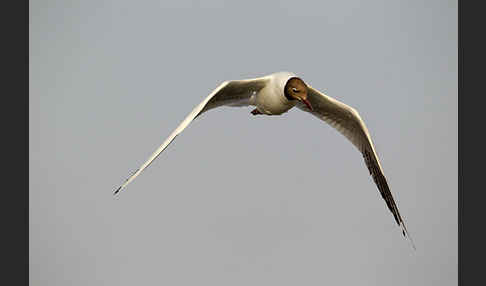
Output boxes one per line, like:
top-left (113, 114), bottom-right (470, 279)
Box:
top-left (30, 1), bottom-right (457, 285)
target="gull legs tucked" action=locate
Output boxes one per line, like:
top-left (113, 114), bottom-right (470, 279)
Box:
top-left (251, 108), bottom-right (263, 115)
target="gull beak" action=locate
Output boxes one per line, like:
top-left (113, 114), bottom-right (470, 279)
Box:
top-left (302, 98), bottom-right (313, 111)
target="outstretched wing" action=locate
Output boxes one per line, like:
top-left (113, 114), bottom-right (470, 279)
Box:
top-left (297, 86), bottom-right (415, 249)
top-left (114, 77), bottom-right (268, 194)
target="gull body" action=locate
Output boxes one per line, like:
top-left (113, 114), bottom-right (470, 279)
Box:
top-left (249, 71), bottom-right (298, 115)
top-left (114, 71), bottom-right (415, 249)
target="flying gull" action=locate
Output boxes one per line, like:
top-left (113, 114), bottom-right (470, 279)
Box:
top-left (114, 71), bottom-right (415, 249)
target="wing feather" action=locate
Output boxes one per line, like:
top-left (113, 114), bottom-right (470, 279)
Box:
top-left (114, 77), bottom-right (268, 194)
top-left (297, 86), bottom-right (415, 249)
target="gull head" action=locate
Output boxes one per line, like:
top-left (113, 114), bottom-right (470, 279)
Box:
top-left (284, 77), bottom-right (313, 111)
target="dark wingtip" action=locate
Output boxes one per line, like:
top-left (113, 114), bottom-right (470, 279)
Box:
top-left (114, 186), bottom-right (122, 195)
top-left (400, 223), bottom-right (417, 251)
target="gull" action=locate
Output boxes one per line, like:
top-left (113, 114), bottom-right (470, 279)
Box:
top-left (114, 71), bottom-right (415, 249)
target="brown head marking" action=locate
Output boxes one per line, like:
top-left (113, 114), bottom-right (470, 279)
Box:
top-left (284, 77), bottom-right (308, 101)
top-left (284, 77), bottom-right (313, 111)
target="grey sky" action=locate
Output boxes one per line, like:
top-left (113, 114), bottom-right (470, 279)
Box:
top-left (30, 1), bottom-right (457, 285)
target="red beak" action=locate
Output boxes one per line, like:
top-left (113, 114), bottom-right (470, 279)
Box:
top-left (302, 99), bottom-right (313, 111)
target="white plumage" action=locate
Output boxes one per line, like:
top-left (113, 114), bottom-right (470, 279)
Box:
top-left (114, 71), bottom-right (415, 249)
